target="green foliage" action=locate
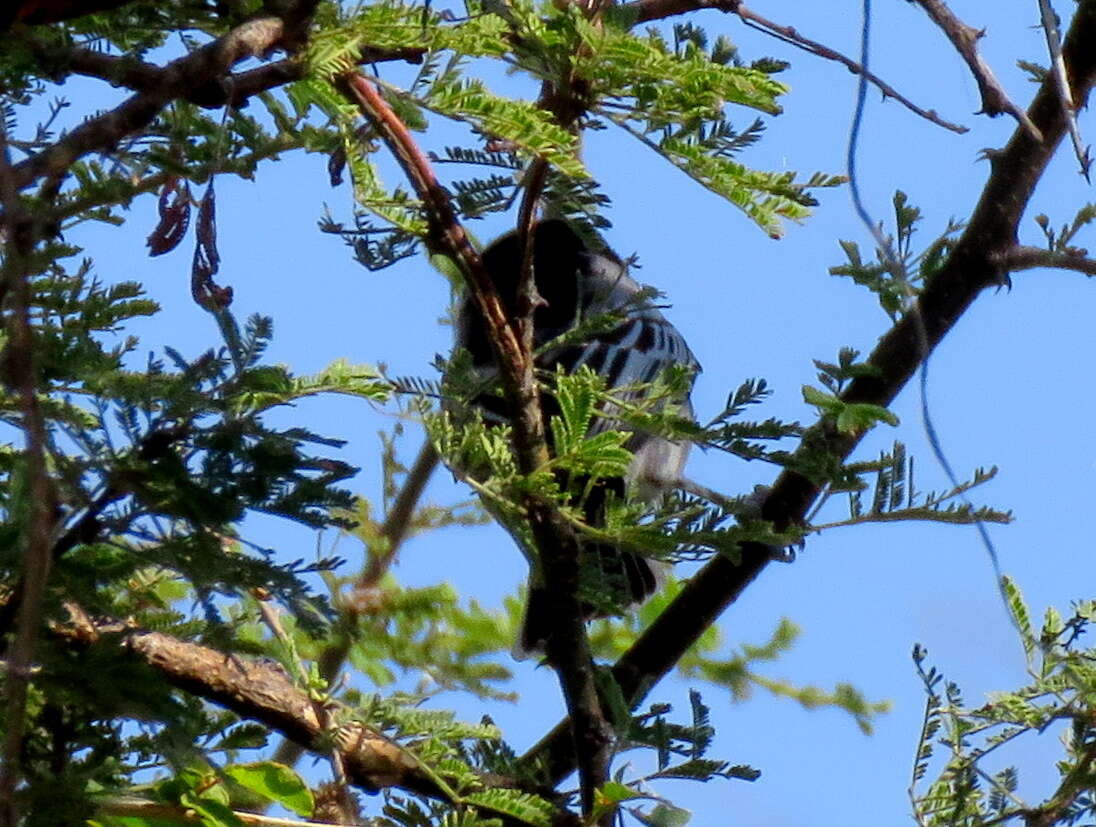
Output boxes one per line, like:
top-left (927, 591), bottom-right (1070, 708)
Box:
top-left (583, 690), bottom-right (760, 824)
top-left (910, 582), bottom-right (1096, 825)
top-left (831, 191), bottom-right (963, 319)
top-left (587, 581), bottom-right (891, 735)
top-left (0, 2), bottom-right (1043, 825)
top-left (804, 441), bottom-right (1012, 535)
top-left (295, 0), bottom-right (839, 244)
top-left (1034, 202), bottom-right (1096, 253)
top-left (0, 239), bottom-right (392, 817)
top-left (802, 382), bottom-right (899, 434)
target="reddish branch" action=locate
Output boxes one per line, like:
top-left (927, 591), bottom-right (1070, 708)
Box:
top-left (523, 0), bottom-right (1096, 784)
top-left (336, 73), bottom-right (613, 818)
top-left (908, 0), bottom-right (1041, 140)
top-left (626, 0), bottom-right (968, 134)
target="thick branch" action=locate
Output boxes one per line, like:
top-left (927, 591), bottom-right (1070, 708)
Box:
top-left (524, 0), bottom-right (1096, 784)
top-left (10, 17), bottom-right (287, 192)
top-left (47, 613), bottom-right (580, 824)
top-left (50, 617), bottom-right (446, 798)
top-left (626, 0), bottom-right (967, 133)
top-left (909, 0), bottom-right (1041, 140)
top-left (16, 31), bottom-right (424, 111)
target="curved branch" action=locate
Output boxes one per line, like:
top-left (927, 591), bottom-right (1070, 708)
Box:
top-left (16, 30), bottom-right (424, 110)
top-left (524, 0), bottom-right (1096, 784)
top-left (909, 0), bottom-right (1041, 140)
top-left (11, 17), bottom-right (287, 191)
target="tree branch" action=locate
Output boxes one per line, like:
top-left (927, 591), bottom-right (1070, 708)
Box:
top-left (15, 29), bottom-right (424, 112)
top-left (47, 611), bottom-right (581, 825)
top-left (1021, 725), bottom-right (1096, 826)
top-left (9, 10), bottom-right (422, 195)
top-left (908, 0), bottom-right (1041, 140)
top-left (999, 245), bottom-right (1096, 277)
top-left (523, 0), bottom-right (1096, 784)
top-left (51, 617), bottom-right (453, 799)
top-left (337, 72), bottom-right (612, 818)
top-left (0, 91), bottom-right (59, 827)
top-left (10, 17), bottom-right (287, 192)
top-left (625, 0), bottom-right (968, 134)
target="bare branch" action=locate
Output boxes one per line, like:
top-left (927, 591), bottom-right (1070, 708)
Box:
top-left (46, 613), bottom-right (580, 824)
top-left (359, 441), bottom-right (442, 588)
top-left (1036, 0), bottom-right (1090, 179)
top-left (1000, 244), bottom-right (1096, 276)
top-left (909, 0), bottom-right (1042, 140)
top-left (625, 0), bottom-right (968, 134)
top-left (523, 0), bottom-right (1096, 785)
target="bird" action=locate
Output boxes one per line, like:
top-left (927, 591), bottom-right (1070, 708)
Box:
top-left (452, 218), bottom-right (700, 654)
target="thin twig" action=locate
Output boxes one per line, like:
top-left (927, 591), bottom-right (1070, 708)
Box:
top-left (516, 158), bottom-right (549, 358)
top-left (271, 440), bottom-right (440, 768)
top-left (1036, 0), bottom-right (1090, 179)
top-left (909, 0), bottom-right (1042, 140)
top-left (625, 0), bottom-right (968, 134)
top-left (359, 441), bottom-right (441, 587)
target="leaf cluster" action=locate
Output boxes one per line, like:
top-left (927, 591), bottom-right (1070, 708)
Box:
top-left (831, 191), bottom-right (963, 319)
top-left (0, 244), bottom-right (391, 818)
top-left (910, 581), bottom-right (1096, 826)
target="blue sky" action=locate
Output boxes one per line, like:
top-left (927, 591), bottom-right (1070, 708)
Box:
top-left (29, 1), bottom-right (1096, 823)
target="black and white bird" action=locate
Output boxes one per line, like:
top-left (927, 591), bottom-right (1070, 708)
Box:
top-left (453, 219), bottom-right (700, 653)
